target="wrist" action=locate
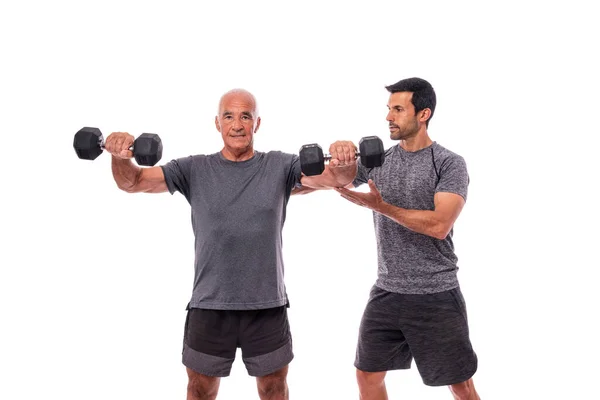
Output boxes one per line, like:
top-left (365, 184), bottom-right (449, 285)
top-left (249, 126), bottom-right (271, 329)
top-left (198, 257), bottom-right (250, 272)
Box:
top-left (328, 163), bottom-right (357, 186)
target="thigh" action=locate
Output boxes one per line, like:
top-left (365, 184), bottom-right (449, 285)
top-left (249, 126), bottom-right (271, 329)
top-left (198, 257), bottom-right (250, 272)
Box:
top-left (355, 285), bottom-right (413, 372)
top-left (182, 308), bottom-right (238, 377)
top-left (239, 306), bottom-right (293, 377)
top-left (401, 288), bottom-right (478, 386)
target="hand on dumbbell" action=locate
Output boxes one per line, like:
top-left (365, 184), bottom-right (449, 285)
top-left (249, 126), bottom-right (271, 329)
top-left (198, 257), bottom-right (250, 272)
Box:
top-left (299, 136), bottom-right (385, 176)
top-left (104, 131), bottom-right (136, 160)
top-left (73, 127), bottom-right (163, 166)
top-left (328, 141), bottom-right (358, 167)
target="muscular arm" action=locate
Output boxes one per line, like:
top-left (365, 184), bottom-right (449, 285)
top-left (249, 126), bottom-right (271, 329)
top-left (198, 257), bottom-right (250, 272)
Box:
top-left (112, 157), bottom-right (168, 193)
top-left (378, 192), bottom-right (465, 239)
top-left (336, 181), bottom-right (465, 239)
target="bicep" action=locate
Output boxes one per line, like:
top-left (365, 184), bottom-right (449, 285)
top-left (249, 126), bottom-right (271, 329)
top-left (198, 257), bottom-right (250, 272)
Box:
top-left (433, 192), bottom-right (465, 226)
top-left (136, 166), bottom-right (168, 193)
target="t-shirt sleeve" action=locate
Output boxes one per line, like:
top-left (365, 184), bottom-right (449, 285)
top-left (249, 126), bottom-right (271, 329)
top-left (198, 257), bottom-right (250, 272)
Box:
top-left (435, 154), bottom-right (469, 201)
top-left (286, 154), bottom-right (303, 194)
top-left (160, 156), bottom-right (193, 200)
top-left (352, 162), bottom-right (370, 188)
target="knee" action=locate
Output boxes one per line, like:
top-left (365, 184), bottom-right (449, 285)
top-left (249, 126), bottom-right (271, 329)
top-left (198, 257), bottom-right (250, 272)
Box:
top-left (449, 380), bottom-right (472, 400)
top-left (257, 378), bottom-right (287, 397)
top-left (356, 369), bottom-right (386, 388)
top-left (187, 369), bottom-right (219, 400)
top-left (257, 367), bottom-right (288, 397)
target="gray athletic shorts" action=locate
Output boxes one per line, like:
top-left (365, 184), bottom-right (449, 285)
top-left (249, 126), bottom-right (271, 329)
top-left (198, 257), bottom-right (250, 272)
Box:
top-left (182, 305), bottom-right (293, 377)
top-left (355, 285), bottom-right (478, 386)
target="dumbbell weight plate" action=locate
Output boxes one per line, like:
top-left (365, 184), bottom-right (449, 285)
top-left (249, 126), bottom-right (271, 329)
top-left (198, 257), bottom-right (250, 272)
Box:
top-left (299, 143), bottom-right (325, 176)
top-left (358, 136), bottom-right (385, 168)
top-left (73, 127), bottom-right (104, 161)
top-left (133, 133), bottom-right (163, 167)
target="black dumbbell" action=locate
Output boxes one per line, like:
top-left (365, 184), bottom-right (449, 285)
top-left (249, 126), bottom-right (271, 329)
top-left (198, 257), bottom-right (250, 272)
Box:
top-left (73, 127), bottom-right (163, 166)
top-left (299, 136), bottom-right (385, 176)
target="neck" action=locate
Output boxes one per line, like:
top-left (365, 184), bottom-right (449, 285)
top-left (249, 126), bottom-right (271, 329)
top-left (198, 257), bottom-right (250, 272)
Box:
top-left (399, 131), bottom-right (433, 152)
top-left (221, 147), bottom-right (255, 162)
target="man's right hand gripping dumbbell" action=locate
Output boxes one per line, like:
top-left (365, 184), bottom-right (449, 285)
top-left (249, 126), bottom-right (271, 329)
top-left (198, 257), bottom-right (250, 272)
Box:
top-left (105, 131), bottom-right (145, 161)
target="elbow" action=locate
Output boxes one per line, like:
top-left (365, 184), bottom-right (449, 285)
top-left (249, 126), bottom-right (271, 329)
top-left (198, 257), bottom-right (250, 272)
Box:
top-left (115, 170), bottom-right (143, 193)
top-left (432, 232), bottom-right (448, 240)
top-left (431, 223), bottom-right (452, 240)
top-left (116, 181), bottom-right (138, 193)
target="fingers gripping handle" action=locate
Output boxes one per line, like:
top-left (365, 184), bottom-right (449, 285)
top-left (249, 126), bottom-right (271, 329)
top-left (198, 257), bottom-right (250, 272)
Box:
top-left (323, 152), bottom-right (360, 161)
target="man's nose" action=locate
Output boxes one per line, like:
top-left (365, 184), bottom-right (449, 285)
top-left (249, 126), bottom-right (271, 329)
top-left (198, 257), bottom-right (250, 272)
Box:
top-left (233, 118), bottom-right (243, 130)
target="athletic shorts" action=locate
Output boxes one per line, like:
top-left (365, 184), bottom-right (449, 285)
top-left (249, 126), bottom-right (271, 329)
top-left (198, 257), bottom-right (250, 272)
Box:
top-left (182, 305), bottom-right (293, 377)
top-left (355, 285), bottom-right (478, 386)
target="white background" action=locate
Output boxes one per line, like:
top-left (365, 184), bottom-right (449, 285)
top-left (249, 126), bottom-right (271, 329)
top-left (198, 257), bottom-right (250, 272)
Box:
top-left (1, 1), bottom-right (598, 399)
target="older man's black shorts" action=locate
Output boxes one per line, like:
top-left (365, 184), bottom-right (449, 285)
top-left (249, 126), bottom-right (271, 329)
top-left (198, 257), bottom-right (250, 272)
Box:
top-left (182, 305), bottom-right (293, 377)
top-left (355, 285), bottom-right (478, 386)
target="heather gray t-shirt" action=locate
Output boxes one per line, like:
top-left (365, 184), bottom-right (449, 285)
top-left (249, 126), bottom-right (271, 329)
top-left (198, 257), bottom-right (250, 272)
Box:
top-left (353, 142), bottom-right (469, 294)
top-left (161, 151), bottom-right (302, 310)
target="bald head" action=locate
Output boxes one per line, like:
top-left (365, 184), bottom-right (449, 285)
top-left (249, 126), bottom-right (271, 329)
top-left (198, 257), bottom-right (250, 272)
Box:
top-left (218, 89), bottom-right (259, 117)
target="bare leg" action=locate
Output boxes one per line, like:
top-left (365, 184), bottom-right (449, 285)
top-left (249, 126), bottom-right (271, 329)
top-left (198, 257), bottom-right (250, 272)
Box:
top-left (356, 369), bottom-right (388, 400)
top-left (186, 367), bottom-right (221, 400)
top-left (256, 365), bottom-right (289, 400)
top-left (449, 378), bottom-right (480, 400)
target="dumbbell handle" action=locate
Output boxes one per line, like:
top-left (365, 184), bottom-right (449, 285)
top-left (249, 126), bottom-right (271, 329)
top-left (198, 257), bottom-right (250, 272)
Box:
top-left (322, 152), bottom-right (361, 161)
top-left (100, 143), bottom-right (135, 151)
top-left (95, 137), bottom-right (135, 152)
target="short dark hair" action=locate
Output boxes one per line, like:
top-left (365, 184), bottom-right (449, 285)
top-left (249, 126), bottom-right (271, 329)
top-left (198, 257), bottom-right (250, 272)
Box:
top-left (385, 77), bottom-right (436, 126)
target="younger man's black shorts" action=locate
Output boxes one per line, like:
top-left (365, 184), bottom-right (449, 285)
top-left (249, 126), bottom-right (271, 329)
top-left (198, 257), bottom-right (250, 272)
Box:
top-left (355, 285), bottom-right (478, 386)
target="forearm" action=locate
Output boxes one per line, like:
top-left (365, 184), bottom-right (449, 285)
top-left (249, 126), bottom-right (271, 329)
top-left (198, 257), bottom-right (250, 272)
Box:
top-left (300, 164), bottom-right (357, 189)
top-left (291, 186), bottom-right (318, 195)
top-left (377, 202), bottom-right (450, 240)
top-left (111, 156), bottom-right (142, 192)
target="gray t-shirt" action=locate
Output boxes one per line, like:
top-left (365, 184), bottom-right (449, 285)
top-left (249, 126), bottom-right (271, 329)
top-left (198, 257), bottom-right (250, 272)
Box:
top-left (161, 151), bottom-right (302, 310)
top-left (353, 142), bottom-right (469, 294)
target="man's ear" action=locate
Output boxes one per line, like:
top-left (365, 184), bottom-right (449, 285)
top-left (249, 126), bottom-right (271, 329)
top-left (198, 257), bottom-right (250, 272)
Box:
top-left (254, 116), bottom-right (261, 133)
top-left (215, 116), bottom-right (221, 132)
top-left (419, 108), bottom-right (431, 123)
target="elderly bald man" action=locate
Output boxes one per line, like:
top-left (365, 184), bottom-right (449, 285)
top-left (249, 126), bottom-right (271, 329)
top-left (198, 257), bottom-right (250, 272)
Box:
top-left (103, 89), bottom-right (357, 399)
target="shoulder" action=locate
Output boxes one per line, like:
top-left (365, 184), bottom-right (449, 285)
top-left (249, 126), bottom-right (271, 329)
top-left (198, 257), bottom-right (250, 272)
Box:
top-left (168, 153), bottom-right (212, 161)
top-left (262, 150), bottom-right (297, 163)
top-left (432, 143), bottom-right (466, 167)
top-left (162, 153), bottom-right (216, 170)
top-left (191, 153), bottom-right (219, 164)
